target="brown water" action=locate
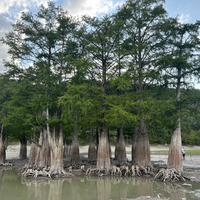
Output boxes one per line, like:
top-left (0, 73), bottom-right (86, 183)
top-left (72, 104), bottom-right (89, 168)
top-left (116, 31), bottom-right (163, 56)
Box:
top-left (0, 168), bottom-right (200, 200)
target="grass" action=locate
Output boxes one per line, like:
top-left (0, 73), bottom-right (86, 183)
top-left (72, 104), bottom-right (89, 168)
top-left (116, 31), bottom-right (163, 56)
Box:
top-left (125, 150), bottom-right (200, 153)
top-left (151, 150), bottom-right (200, 153)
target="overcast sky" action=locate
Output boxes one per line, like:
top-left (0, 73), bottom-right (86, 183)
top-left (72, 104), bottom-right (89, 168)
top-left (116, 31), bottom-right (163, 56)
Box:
top-left (1, 0), bottom-right (200, 87)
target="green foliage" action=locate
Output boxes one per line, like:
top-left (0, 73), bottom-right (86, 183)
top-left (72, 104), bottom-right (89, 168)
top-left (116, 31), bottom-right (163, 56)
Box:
top-left (1, 0), bottom-right (200, 146)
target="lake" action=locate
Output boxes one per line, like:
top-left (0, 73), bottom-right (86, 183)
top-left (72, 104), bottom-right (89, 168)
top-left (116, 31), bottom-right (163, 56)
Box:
top-left (0, 168), bottom-right (200, 200)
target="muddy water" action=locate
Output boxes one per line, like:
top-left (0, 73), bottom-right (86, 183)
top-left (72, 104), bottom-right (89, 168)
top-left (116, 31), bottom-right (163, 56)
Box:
top-left (0, 169), bottom-right (200, 200)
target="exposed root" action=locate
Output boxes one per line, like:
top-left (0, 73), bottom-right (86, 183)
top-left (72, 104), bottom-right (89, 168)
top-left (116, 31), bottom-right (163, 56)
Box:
top-left (85, 164), bottom-right (154, 177)
top-left (154, 168), bottom-right (186, 182)
top-left (0, 162), bottom-right (14, 167)
top-left (21, 164), bottom-right (74, 178)
top-left (120, 165), bottom-right (129, 176)
top-left (135, 165), bottom-right (142, 176)
top-left (85, 168), bottom-right (100, 175)
top-left (130, 165), bottom-right (135, 177)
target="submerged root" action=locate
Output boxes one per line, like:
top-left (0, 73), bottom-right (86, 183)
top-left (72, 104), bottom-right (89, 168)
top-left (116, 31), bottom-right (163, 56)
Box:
top-left (154, 168), bottom-right (186, 182)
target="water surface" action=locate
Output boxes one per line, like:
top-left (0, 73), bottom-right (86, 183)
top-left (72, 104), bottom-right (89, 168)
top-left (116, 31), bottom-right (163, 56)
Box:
top-left (0, 168), bottom-right (200, 200)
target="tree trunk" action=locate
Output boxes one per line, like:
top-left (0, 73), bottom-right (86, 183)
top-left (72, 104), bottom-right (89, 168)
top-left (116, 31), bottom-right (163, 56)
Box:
top-left (29, 133), bottom-right (37, 166)
top-left (167, 119), bottom-right (183, 172)
top-left (107, 130), bottom-right (112, 158)
top-left (34, 131), bottom-right (43, 166)
top-left (167, 68), bottom-right (183, 172)
top-left (19, 136), bottom-right (27, 159)
top-left (132, 127), bottom-right (138, 162)
top-left (97, 128), bottom-right (110, 169)
top-left (114, 126), bottom-right (127, 164)
top-left (88, 127), bottom-right (97, 161)
top-left (49, 125), bottom-right (65, 174)
top-left (47, 117), bottom-right (65, 175)
top-left (115, 128), bottom-right (119, 159)
top-left (0, 137), bottom-right (5, 164)
top-left (63, 138), bottom-right (68, 158)
top-left (70, 126), bottom-right (80, 165)
top-left (132, 118), bottom-right (150, 166)
top-left (67, 140), bottom-right (72, 156)
top-left (96, 128), bottom-right (99, 150)
top-left (0, 124), bottom-right (5, 164)
top-left (38, 129), bottom-right (50, 168)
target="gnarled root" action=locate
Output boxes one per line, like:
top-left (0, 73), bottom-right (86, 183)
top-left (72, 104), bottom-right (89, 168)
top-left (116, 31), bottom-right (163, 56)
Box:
top-left (22, 165), bottom-right (52, 178)
top-left (131, 165), bottom-right (154, 177)
top-left (21, 164), bottom-right (74, 178)
top-left (85, 164), bottom-right (155, 177)
top-left (0, 162), bottom-right (14, 167)
top-left (154, 168), bottom-right (186, 182)
top-left (120, 165), bottom-right (130, 176)
top-left (85, 168), bottom-right (101, 175)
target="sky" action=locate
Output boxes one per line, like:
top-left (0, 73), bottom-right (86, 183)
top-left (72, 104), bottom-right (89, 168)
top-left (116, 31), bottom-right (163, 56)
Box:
top-left (0, 0), bottom-right (200, 86)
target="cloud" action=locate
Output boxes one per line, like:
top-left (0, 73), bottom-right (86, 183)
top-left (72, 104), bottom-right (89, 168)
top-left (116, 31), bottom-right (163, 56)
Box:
top-left (0, 0), bottom-right (49, 14)
top-left (178, 14), bottom-right (190, 24)
top-left (0, 15), bottom-right (13, 32)
top-left (0, 0), bottom-right (53, 72)
top-left (0, 43), bottom-right (9, 73)
top-left (64, 0), bottom-right (123, 17)
top-left (0, 15), bottom-right (13, 72)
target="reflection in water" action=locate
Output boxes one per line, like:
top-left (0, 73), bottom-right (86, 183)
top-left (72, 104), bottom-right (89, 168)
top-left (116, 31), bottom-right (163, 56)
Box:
top-left (154, 181), bottom-right (186, 200)
top-left (49, 179), bottom-right (64, 200)
top-left (0, 169), bottom-right (4, 200)
top-left (97, 178), bottom-right (111, 200)
top-left (131, 178), bottom-right (153, 197)
top-left (0, 169), bottom-right (199, 200)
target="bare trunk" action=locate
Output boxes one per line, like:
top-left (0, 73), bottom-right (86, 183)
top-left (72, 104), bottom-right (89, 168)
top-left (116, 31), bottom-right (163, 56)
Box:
top-left (63, 138), bottom-right (68, 158)
top-left (29, 133), bottom-right (37, 166)
top-left (34, 131), bottom-right (43, 166)
top-left (167, 119), bottom-right (183, 172)
top-left (132, 62), bottom-right (150, 165)
top-left (132, 118), bottom-right (150, 166)
top-left (88, 127), bottom-right (97, 161)
top-left (0, 124), bottom-right (5, 164)
top-left (114, 128), bottom-right (119, 159)
top-left (0, 137), bottom-right (5, 164)
top-left (115, 126), bottom-right (127, 164)
top-left (96, 128), bottom-right (99, 150)
top-left (47, 121), bottom-right (65, 174)
top-left (107, 130), bottom-right (112, 158)
top-left (19, 137), bottom-right (27, 159)
top-left (67, 140), bottom-right (72, 156)
top-left (132, 127), bottom-right (138, 162)
top-left (70, 126), bottom-right (80, 165)
top-left (50, 143), bottom-right (64, 174)
top-left (38, 130), bottom-right (50, 168)
top-left (97, 129), bottom-right (110, 169)
top-left (167, 68), bottom-right (183, 172)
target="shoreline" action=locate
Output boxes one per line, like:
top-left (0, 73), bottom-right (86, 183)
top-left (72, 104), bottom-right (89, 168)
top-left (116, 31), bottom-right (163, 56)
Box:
top-left (2, 144), bottom-right (200, 182)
